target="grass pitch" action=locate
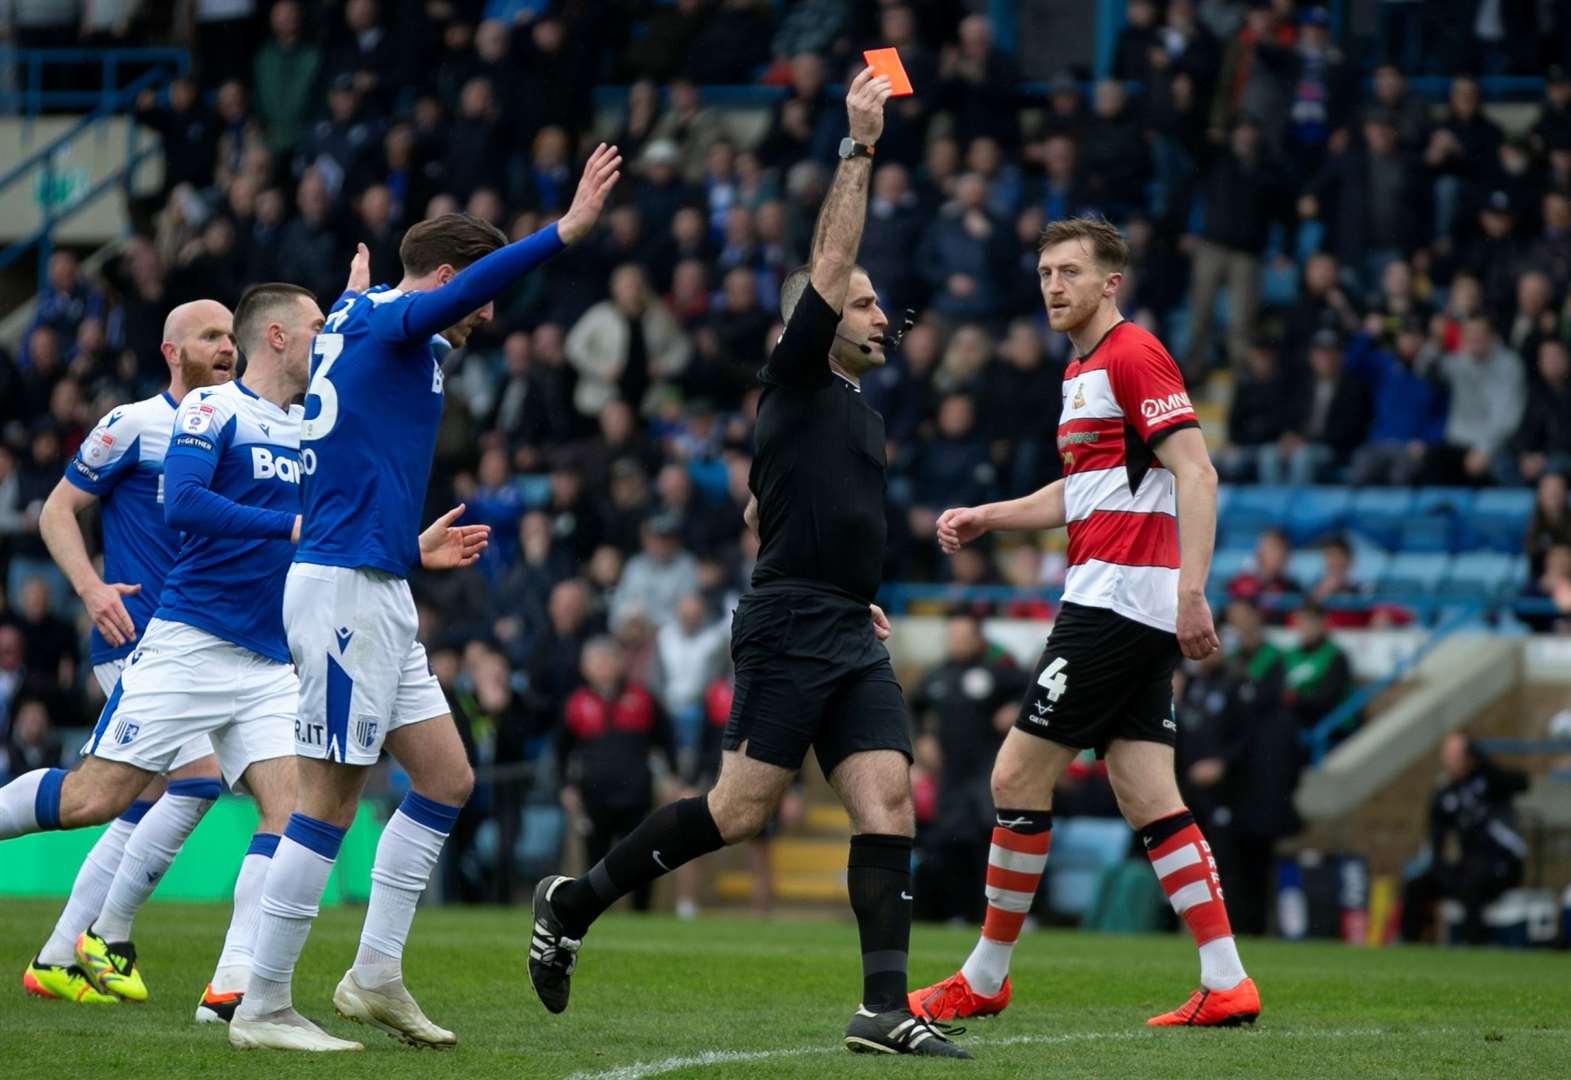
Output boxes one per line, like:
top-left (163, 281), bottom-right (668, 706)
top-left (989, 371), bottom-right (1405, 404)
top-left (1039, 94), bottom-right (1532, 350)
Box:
top-left (1, 900), bottom-right (1567, 1079)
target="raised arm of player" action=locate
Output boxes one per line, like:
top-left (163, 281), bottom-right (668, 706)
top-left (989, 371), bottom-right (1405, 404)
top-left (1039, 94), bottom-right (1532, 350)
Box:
top-left (806, 69), bottom-right (891, 313)
top-left (38, 482), bottom-right (139, 647)
top-left (1152, 426), bottom-right (1221, 660)
top-left (387, 144), bottom-right (622, 344)
top-left (936, 480), bottom-right (1066, 555)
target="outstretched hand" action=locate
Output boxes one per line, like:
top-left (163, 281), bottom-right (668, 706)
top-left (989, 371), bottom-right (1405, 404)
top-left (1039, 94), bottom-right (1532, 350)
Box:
top-left (419, 503), bottom-right (491, 570)
top-left (345, 242), bottom-right (371, 294)
top-left (558, 143), bottom-right (623, 245)
top-left (935, 506), bottom-right (987, 555)
top-left (846, 67), bottom-right (893, 146)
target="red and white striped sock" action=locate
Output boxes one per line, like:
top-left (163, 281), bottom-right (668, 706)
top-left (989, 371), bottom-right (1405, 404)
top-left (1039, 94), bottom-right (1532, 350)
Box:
top-left (1140, 809), bottom-right (1246, 990)
top-left (959, 810), bottom-right (1051, 997)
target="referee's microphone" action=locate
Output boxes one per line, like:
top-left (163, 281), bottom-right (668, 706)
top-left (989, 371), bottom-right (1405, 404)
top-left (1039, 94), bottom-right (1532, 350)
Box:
top-left (834, 309), bottom-right (917, 355)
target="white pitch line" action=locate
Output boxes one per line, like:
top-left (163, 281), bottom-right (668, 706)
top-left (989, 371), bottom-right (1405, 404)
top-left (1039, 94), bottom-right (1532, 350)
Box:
top-left (563, 1026), bottom-right (1571, 1080)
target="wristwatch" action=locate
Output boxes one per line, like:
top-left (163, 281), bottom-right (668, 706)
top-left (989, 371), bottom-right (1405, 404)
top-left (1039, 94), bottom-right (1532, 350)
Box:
top-left (838, 137), bottom-right (875, 161)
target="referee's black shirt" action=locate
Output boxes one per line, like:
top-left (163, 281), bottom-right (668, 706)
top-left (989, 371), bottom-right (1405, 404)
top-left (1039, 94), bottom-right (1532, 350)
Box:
top-left (749, 282), bottom-right (888, 603)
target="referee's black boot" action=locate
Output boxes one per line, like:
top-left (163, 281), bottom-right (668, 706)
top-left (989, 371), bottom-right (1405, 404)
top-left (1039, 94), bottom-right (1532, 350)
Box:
top-left (527, 875), bottom-right (581, 1014)
top-left (844, 1006), bottom-right (973, 1058)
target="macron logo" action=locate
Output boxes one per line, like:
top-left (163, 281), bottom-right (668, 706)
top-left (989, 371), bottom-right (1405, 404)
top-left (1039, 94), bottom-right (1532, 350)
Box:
top-left (335, 627), bottom-right (354, 653)
top-left (199, 391), bottom-right (215, 400)
top-left (1140, 392), bottom-right (1194, 425)
top-left (106, 412), bottom-right (123, 428)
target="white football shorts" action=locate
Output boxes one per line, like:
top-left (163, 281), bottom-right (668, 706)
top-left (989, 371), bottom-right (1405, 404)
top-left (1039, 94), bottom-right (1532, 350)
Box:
top-left (88, 660), bottom-right (216, 775)
top-left (284, 563), bottom-right (449, 766)
top-left (85, 620), bottom-right (296, 793)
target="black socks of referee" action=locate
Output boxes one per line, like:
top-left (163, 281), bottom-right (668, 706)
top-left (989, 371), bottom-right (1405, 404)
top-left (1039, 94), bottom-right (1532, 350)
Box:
top-left (847, 833), bottom-right (914, 1014)
top-left (550, 795), bottom-right (725, 939)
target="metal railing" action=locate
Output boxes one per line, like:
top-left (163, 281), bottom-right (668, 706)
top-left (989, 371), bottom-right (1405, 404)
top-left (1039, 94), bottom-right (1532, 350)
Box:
top-left (0, 47), bottom-right (189, 118)
top-left (0, 60), bottom-right (184, 286)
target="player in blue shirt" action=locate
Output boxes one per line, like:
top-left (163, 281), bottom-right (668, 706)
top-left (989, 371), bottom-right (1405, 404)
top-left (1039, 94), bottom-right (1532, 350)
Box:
top-left (22, 300), bottom-right (234, 1006)
top-left (232, 143), bottom-right (621, 1053)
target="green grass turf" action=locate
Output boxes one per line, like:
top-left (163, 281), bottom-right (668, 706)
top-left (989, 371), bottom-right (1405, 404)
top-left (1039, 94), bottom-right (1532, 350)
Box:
top-left (2, 900), bottom-right (1568, 1079)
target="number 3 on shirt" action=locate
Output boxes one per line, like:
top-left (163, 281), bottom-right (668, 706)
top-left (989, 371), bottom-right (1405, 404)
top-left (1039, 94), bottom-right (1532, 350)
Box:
top-left (302, 333), bottom-right (344, 442)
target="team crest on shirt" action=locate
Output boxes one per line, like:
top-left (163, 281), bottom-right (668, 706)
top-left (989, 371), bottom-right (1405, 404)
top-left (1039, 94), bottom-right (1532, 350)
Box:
top-left (1071, 383), bottom-right (1085, 409)
top-left (182, 405), bottom-right (216, 434)
top-left (1062, 450), bottom-right (1075, 470)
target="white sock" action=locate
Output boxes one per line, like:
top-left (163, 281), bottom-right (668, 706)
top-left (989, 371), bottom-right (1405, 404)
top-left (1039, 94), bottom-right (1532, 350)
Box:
top-left (37, 808), bottom-right (145, 966)
top-left (352, 793), bottom-right (460, 986)
top-left (0, 768), bottom-right (66, 839)
top-left (93, 780), bottom-right (219, 941)
top-left (211, 833), bottom-right (279, 993)
top-left (959, 937), bottom-right (1015, 997)
top-left (1198, 936), bottom-right (1247, 991)
top-left (238, 815), bottom-right (344, 1018)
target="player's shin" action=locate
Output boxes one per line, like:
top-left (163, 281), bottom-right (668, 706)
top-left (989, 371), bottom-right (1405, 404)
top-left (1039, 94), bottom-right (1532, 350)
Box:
top-left (237, 814), bottom-right (345, 1018)
top-left (351, 792), bottom-right (461, 986)
top-left (94, 779), bottom-right (221, 941)
top-left (36, 801), bottom-right (149, 966)
top-left (0, 767), bottom-right (68, 839)
top-left (1139, 809), bottom-right (1247, 991)
top-left (847, 833), bottom-right (915, 1013)
top-left (960, 810), bottom-right (1052, 997)
top-left (210, 832), bottom-right (280, 994)
top-left (549, 795), bottom-right (725, 938)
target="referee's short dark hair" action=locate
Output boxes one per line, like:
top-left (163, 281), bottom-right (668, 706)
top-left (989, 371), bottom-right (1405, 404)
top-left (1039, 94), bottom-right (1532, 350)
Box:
top-left (779, 263), bottom-right (872, 320)
top-left (233, 282), bottom-right (317, 356)
top-left (400, 212), bottom-right (508, 277)
top-left (1038, 213), bottom-right (1128, 273)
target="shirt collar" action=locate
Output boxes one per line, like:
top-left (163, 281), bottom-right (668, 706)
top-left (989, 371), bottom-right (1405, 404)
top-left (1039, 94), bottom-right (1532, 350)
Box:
top-left (833, 371), bottom-right (861, 393)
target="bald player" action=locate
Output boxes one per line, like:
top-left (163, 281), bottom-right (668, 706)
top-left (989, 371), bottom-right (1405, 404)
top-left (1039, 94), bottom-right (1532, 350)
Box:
top-left (21, 300), bottom-right (237, 1007)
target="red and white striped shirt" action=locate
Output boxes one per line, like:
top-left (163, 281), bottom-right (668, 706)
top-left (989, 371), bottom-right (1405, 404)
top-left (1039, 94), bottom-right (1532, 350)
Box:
top-left (1056, 321), bottom-right (1198, 633)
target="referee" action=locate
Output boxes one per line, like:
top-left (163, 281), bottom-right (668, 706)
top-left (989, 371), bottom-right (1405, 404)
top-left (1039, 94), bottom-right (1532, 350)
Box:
top-left (528, 68), bottom-right (969, 1060)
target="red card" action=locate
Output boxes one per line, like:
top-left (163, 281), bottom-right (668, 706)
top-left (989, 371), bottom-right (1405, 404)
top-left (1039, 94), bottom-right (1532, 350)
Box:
top-left (862, 48), bottom-right (915, 97)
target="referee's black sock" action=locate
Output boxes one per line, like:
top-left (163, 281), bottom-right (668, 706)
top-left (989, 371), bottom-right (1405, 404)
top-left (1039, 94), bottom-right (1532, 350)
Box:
top-left (847, 833), bottom-right (914, 1014)
top-left (550, 796), bottom-right (725, 939)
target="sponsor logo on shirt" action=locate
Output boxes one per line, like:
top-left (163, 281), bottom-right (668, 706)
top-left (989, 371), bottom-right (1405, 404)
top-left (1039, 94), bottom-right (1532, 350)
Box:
top-left (174, 434), bottom-right (215, 452)
top-left (251, 446), bottom-right (303, 483)
top-left (1140, 392), bottom-right (1194, 425)
top-left (84, 429), bottom-right (114, 464)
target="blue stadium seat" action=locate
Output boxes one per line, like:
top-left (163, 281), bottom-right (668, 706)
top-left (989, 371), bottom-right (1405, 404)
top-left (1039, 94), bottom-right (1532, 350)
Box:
top-left (1046, 818), bottom-right (1130, 919)
top-left (1211, 547), bottom-right (1252, 584)
top-left (1411, 487), bottom-right (1475, 517)
top-left (1397, 516), bottom-right (1456, 553)
top-left (1221, 486), bottom-right (1294, 534)
top-left (1466, 489), bottom-right (1536, 552)
top-left (1349, 548), bottom-right (1389, 587)
top-left (1288, 549), bottom-right (1326, 586)
top-left (1346, 488), bottom-right (1414, 549)
top-left (1285, 486), bottom-right (1351, 544)
top-left (1378, 552), bottom-right (1451, 594)
top-left (1441, 552), bottom-right (1518, 599)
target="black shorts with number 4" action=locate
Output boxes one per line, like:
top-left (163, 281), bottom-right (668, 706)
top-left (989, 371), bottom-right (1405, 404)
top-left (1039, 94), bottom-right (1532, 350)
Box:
top-left (1015, 602), bottom-right (1181, 756)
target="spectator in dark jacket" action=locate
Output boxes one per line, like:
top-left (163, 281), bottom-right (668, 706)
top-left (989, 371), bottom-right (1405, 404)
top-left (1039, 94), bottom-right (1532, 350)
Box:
top-left (860, 163), bottom-right (925, 316)
top-left (1347, 322), bottom-right (1449, 485)
top-left (1264, 328), bottom-right (1372, 484)
top-left (21, 252), bottom-right (105, 370)
top-left (1184, 118), bottom-right (1285, 374)
top-left (1525, 471), bottom-right (1571, 579)
top-left (1425, 75), bottom-right (1504, 246)
top-left (1218, 339), bottom-right (1293, 482)
top-left (940, 15), bottom-right (1021, 150)
top-left (977, 320), bottom-right (1063, 496)
top-left (912, 394), bottom-right (995, 510)
top-left (1401, 734), bottom-right (1528, 945)
top-left (917, 174), bottom-right (1010, 321)
top-left (1078, 80), bottom-right (1149, 218)
top-left (134, 77), bottom-right (218, 194)
top-left (1313, 111), bottom-right (1425, 289)
top-left (274, 169), bottom-right (343, 307)
top-left (1512, 339), bottom-right (1571, 483)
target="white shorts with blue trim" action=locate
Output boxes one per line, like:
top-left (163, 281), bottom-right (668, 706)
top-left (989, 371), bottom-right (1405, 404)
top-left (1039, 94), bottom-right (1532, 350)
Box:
top-left (284, 563), bottom-right (448, 767)
top-left (85, 620), bottom-right (296, 794)
top-left (89, 660), bottom-right (221, 776)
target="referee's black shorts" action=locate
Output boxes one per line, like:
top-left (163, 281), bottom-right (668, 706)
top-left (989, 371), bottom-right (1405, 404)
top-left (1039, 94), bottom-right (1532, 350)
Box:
top-left (722, 583), bottom-right (912, 779)
top-left (1014, 601), bottom-right (1181, 757)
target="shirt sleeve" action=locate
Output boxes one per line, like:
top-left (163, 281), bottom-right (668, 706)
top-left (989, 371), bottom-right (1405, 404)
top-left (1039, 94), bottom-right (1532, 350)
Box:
top-left (65, 408), bottom-right (142, 496)
top-left (758, 281), bottom-right (838, 387)
top-left (368, 223), bottom-right (566, 345)
top-left (163, 395), bottom-right (296, 540)
top-left (1108, 334), bottom-right (1198, 447)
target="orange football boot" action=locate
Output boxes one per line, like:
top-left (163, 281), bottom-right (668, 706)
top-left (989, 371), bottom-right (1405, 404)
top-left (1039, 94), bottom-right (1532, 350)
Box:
top-left (907, 972), bottom-right (1011, 1022)
top-left (1146, 978), bottom-right (1260, 1027)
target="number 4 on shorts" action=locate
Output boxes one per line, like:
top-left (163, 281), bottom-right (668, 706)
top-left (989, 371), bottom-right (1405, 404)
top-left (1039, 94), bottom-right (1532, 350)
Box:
top-left (1037, 657), bottom-right (1068, 702)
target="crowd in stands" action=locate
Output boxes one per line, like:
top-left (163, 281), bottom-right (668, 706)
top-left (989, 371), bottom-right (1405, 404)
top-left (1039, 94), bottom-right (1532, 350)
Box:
top-left (5, 0), bottom-right (1571, 901)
